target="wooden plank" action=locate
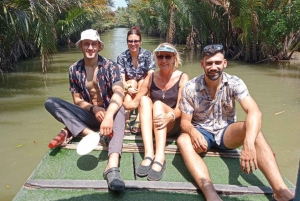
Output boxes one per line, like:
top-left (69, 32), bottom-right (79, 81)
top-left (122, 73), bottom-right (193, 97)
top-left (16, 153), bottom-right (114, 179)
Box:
top-left (24, 179), bottom-right (296, 195)
top-left (76, 134), bottom-right (177, 143)
top-left (64, 143), bottom-right (241, 158)
top-left (123, 135), bottom-right (177, 143)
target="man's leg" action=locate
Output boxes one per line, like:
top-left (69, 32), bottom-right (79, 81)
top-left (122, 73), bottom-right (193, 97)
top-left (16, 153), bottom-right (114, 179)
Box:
top-left (45, 97), bottom-right (99, 136)
top-left (177, 133), bottom-right (222, 201)
top-left (105, 106), bottom-right (125, 171)
top-left (224, 122), bottom-right (294, 201)
top-left (103, 106), bottom-right (125, 191)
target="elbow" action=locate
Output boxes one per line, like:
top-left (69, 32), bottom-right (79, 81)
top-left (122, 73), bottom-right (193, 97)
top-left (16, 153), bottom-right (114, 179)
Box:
top-left (180, 120), bottom-right (186, 131)
top-left (250, 110), bottom-right (262, 122)
top-left (257, 110), bottom-right (262, 120)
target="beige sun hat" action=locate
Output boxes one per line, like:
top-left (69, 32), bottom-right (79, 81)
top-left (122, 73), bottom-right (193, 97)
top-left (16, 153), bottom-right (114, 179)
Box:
top-left (75, 29), bottom-right (105, 52)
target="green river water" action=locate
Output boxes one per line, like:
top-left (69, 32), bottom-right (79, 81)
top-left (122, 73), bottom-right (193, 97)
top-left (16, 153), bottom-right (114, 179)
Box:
top-left (0, 28), bottom-right (299, 200)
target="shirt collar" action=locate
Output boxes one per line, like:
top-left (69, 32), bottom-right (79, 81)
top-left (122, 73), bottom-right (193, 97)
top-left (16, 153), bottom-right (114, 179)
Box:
top-left (125, 47), bottom-right (142, 58)
top-left (199, 72), bottom-right (228, 91)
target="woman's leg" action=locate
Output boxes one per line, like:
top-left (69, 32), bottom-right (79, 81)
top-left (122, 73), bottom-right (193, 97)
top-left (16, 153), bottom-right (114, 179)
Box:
top-left (124, 80), bottom-right (138, 133)
top-left (139, 96), bottom-right (155, 164)
top-left (151, 100), bottom-right (175, 171)
top-left (133, 79), bottom-right (145, 123)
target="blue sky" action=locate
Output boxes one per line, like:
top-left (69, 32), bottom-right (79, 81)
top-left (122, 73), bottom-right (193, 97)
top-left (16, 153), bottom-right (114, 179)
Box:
top-left (113, 0), bottom-right (127, 9)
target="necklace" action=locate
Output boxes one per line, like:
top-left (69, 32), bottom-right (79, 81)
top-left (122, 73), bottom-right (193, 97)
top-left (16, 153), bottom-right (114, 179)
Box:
top-left (159, 71), bottom-right (173, 100)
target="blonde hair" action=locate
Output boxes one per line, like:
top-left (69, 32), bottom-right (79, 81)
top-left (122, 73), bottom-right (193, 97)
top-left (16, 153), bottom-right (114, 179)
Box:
top-left (153, 43), bottom-right (182, 70)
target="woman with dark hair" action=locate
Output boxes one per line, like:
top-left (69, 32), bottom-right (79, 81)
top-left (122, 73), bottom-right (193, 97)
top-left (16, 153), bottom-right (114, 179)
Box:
top-left (117, 26), bottom-right (156, 135)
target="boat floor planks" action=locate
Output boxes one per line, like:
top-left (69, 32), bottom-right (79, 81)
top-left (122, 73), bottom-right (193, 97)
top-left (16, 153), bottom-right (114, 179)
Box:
top-left (13, 133), bottom-right (296, 201)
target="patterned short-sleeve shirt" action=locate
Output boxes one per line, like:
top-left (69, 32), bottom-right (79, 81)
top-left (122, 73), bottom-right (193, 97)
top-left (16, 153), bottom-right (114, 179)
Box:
top-left (117, 47), bottom-right (156, 81)
top-left (179, 72), bottom-right (250, 144)
top-left (69, 55), bottom-right (122, 109)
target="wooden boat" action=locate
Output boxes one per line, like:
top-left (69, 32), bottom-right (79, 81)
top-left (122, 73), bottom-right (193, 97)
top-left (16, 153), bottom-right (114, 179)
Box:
top-left (13, 130), bottom-right (296, 201)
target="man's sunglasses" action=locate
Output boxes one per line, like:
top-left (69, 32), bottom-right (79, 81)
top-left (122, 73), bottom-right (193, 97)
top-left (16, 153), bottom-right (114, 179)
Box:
top-left (127, 40), bottom-right (140, 44)
top-left (156, 55), bottom-right (173, 60)
top-left (203, 44), bottom-right (224, 54)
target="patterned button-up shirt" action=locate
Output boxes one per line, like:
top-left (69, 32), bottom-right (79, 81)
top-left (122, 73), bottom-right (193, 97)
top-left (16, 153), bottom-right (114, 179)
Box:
top-left (69, 55), bottom-right (122, 109)
top-left (117, 48), bottom-right (156, 81)
top-left (179, 72), bottom-right (250, 144)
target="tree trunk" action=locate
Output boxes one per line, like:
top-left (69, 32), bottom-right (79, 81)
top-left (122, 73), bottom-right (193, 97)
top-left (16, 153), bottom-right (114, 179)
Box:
top-left (167, 2), bottom-right (175, 44)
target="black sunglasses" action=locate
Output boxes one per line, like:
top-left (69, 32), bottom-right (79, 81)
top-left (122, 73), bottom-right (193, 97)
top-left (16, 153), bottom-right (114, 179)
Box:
top-left (156, 55), bottom-right (173, 60)
top-left (127, 40), bottom-right (140, 44)
top-left (203, 44), bottom-right (224, 55)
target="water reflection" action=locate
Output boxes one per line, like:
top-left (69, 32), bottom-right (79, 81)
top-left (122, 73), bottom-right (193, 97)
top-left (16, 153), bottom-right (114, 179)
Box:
top-left (0, 28), bottom-right (299, 201)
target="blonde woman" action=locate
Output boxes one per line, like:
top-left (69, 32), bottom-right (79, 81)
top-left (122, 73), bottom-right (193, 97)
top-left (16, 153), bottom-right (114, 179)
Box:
top-left (123, 43), bottom-right (189, 181)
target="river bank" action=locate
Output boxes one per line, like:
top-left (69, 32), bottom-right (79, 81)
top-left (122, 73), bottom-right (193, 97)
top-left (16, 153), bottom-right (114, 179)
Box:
top-left (0, 28), bottom-right (299, 201)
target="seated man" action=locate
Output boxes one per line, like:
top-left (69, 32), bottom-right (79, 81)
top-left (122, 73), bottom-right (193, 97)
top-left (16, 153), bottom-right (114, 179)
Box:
top-left (178, 44), bottom-right (294, 201)
top-left (45, 29), bottom-right (125, 191)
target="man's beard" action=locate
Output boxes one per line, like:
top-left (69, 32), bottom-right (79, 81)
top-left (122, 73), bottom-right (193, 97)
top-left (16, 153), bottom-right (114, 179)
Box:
top-left (205, 69), bottom-right (223, 81)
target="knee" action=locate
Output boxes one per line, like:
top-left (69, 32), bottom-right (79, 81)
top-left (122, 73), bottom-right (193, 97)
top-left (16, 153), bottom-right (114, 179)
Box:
top-left (118, 106), bottom-right (125, 115)
top-left (254, 131), bottom-right (265, 145)
top-left (153, 100), bottom-right (163, 109)
top-left (119, 105), bottom-right (125, 114)
top-left (140, 96), bottom-right (151, 106)
top-left (152, 101), bottom-right (165, 115)
top-left (44, 97), bottom-right (57, 110)
top-left (127, 79), bottom-right (138, 88)
top-left (177, 133), bottom-right (191, 149)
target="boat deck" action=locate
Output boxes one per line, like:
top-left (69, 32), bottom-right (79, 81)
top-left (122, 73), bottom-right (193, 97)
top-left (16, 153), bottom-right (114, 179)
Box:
top-left (13, 134), bottom-right (295, 201)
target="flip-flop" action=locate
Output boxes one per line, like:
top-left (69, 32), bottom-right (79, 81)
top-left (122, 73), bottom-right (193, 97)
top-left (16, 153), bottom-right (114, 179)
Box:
top-left (131, 121), bottom-right (141, 135)
top-left (103, 167), bottom-right (125, 191)
top-left (124, 121), bottom-right (131, 136)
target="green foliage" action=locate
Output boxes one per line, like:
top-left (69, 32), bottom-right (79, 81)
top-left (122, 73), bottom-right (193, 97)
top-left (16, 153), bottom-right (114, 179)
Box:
top-left (262, 10), bottom-right (286, 48)
top-left (115, 7), bottom-right (131, 27)
top-left (0, 0), bottom-right (113, 72)
top-left (127, 0), bottom-right (300, 62)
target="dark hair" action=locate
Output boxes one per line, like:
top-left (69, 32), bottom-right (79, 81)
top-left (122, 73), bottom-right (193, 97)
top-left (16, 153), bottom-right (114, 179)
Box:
top-left (202, 44), bottom-right (225, 57)
top-left (127, 26), bottom-right (142, 41)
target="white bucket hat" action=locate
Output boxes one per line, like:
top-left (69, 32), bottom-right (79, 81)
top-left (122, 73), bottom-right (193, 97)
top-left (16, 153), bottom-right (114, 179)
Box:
top-left (76, 29), bottom-right (104, 52)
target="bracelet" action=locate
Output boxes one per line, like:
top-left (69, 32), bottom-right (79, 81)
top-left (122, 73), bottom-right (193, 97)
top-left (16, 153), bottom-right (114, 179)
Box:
top-left (89, 105), bottom-right (94, 113)
top-left (124, 84), bottom-right (132, 92)
top-left (168, 112), bottom-right (175, 122)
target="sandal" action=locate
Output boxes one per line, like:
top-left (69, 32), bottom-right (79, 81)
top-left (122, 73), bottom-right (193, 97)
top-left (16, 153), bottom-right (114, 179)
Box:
top-left (131, 121), bottom-right (141, 135)
top-left (147, 161), bottom-right (166, 181)
top-left (124, 121), bottom-right (131, 136)
top-left (136, 156), bottom-right (153, 177)
top-left (103, 167), bottom-right (125, 191)
top-left (48, 127), bottom-right (72, 148)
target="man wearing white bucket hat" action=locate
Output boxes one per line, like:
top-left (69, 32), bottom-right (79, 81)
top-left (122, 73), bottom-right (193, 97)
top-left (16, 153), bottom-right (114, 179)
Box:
top-left (45, 29), bottom-right (126, 191)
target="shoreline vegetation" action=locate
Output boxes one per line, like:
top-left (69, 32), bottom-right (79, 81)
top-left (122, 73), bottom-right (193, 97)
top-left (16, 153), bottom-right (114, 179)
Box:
top-left (1, 0), bottom-right (300, 73)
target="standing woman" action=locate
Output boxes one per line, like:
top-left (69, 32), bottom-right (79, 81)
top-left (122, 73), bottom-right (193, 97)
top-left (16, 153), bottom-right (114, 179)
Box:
top-left (123, 43), bottom-right (189, 181)
top-left (117, 26), bottom-right (156, 135)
